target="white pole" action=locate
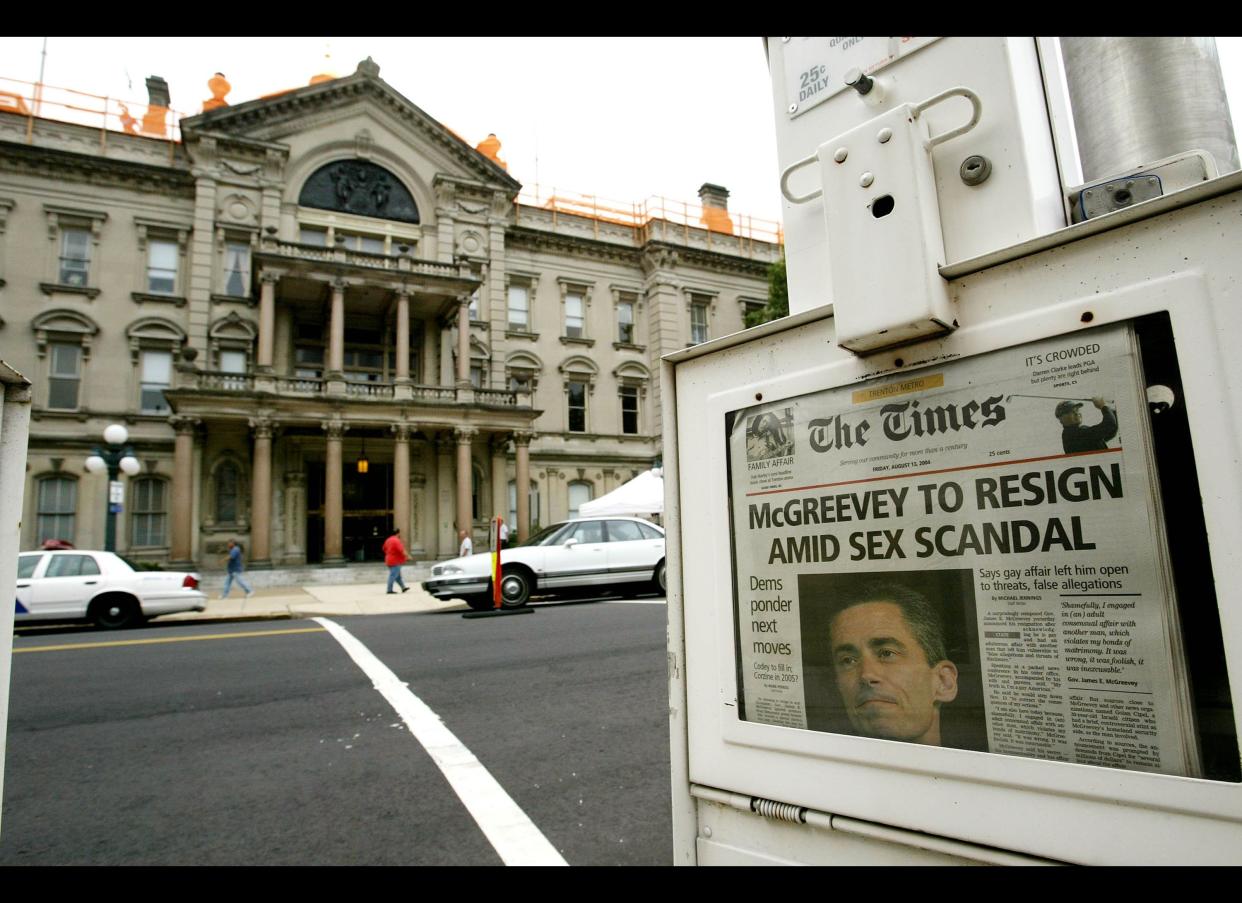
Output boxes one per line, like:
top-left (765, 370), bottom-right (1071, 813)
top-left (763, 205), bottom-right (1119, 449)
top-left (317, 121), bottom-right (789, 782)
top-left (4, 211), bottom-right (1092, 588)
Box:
top-left (0, 362), bottom-right (33, 838)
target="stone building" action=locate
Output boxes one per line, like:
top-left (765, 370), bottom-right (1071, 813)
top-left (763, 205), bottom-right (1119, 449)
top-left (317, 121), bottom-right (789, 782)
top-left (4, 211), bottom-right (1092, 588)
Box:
top-left (0, 58), bottom-right (781, 567)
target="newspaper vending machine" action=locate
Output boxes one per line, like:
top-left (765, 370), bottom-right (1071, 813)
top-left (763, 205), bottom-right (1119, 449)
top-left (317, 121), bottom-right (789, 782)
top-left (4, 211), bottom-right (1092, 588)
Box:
top-left (665, 37), bottom-right (1242, 865)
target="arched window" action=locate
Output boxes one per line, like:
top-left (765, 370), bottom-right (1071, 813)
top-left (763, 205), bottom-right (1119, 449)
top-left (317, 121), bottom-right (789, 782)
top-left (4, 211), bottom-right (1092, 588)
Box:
top-left (130, 477), bottom-right (168, 547)
top-left (215, 460), bottom-right (240, 524)
top-left (36, 476), bottom-right (77, 545)
top-left (568, 481), bottom-right (593, 519)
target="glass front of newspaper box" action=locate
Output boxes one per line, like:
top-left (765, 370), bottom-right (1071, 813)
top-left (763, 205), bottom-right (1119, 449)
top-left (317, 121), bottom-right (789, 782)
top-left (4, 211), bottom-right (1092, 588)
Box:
top-left (726, 320), bottom-right (1238, 780)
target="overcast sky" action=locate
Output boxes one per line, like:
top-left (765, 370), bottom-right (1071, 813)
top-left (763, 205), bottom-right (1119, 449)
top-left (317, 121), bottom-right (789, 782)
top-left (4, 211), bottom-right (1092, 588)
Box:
top-left (0, 36), bottom-right (786, 224)
top-left (2, 36), bottom-right (1240, 229)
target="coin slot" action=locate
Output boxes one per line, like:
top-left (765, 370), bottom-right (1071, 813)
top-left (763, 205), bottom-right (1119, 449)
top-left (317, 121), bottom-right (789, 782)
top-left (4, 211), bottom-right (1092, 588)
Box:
top-left (871, 194), bottom-right (895, 218)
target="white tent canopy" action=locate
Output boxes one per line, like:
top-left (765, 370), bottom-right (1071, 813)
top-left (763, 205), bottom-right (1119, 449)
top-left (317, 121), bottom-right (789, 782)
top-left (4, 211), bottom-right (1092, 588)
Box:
top-left (578, 468), bottom-right (664, 518)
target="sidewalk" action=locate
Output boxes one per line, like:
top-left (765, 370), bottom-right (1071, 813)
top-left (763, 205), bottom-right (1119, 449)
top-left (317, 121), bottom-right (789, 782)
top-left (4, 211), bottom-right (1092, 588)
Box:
top-left (159, 580), bottom-right (471, 622)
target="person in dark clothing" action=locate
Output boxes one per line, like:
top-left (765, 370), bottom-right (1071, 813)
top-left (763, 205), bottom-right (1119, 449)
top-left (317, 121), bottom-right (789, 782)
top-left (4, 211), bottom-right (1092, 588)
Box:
top-left (1056, 397), bottom-right (1118, 453)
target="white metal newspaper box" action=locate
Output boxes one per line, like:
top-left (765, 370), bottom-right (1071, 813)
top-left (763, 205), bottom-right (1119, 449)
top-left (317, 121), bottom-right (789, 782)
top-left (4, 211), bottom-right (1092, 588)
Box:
top-left (665, 37), bottom-right (1242, 865)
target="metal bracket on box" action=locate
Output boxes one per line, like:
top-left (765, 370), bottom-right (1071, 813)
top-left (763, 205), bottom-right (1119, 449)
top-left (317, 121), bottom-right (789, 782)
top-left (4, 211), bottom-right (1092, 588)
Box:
top-left (780, 87), bottom-right (983, 354)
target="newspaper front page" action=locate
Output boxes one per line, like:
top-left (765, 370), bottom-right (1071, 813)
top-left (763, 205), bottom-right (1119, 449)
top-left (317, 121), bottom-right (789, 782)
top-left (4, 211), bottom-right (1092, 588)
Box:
top-left (726, 323), bottom-right (1197, 776)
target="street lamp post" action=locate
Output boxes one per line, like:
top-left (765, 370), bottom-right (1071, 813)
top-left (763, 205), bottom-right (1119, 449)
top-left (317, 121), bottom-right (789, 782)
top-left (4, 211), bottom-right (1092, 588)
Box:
top-left (84, 424), bottom-right (141, 553)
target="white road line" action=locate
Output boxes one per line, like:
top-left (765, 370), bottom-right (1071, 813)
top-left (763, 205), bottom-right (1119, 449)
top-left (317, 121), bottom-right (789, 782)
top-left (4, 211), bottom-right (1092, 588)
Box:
top-left (602, 599), bottom-right (667, 605)
top-left (313, 617), bottom-right (567, 866)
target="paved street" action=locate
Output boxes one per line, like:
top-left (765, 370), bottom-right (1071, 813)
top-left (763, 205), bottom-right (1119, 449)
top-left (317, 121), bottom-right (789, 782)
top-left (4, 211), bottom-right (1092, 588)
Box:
top-left (0, 597), bottom-right (671, 866)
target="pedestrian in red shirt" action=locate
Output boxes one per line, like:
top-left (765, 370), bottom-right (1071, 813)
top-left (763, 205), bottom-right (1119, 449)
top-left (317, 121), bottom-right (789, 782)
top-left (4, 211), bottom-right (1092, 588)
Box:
top-left (383, 528), bottom-right (410, 594)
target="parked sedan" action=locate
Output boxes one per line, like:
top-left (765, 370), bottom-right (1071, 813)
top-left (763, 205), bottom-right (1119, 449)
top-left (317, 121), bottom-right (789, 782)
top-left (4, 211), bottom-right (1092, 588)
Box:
top-left (423, 517), bottom-right (666, 610)
top-left (15, 550), bottom-right (207, 629)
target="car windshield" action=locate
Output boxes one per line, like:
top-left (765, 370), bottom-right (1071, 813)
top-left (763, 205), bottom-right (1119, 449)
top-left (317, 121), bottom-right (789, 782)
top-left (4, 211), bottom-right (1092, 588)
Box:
top-left (516, 522), bottom-right (576, 547)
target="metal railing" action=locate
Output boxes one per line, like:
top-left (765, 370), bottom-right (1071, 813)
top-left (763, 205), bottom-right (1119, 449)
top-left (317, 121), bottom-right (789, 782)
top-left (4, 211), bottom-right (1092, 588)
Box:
top-left (0, 76), bottom-right (184, 156)
top-left (515, 184), bottom-right (784, 248)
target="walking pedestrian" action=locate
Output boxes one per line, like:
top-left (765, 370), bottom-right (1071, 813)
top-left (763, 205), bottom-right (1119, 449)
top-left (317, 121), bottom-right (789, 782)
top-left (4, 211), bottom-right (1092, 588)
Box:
top-left (221, 539), bottom-right (253, 599)
top-left (498, 516), bottom-right (510, 550)
top-left (458, 528), bottom-right (473, 558)
top-left (383, 527), bottom-right (411, 594)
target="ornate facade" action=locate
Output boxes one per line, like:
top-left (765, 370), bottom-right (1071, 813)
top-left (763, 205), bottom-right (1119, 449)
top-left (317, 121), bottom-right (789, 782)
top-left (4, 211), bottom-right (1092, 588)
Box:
top-left (0, 58), bottom-right (780, 566)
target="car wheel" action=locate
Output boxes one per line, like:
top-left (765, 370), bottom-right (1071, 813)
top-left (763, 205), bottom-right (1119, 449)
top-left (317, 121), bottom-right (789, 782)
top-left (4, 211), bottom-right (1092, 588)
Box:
top-left (499, 568), bottom-right (531, 608)
top-left (464, 593), bottom-right (494, 612)
top-left (654, 560), bottom-right (667, 595)
top-left (91, 595), bottom-right (141, 630)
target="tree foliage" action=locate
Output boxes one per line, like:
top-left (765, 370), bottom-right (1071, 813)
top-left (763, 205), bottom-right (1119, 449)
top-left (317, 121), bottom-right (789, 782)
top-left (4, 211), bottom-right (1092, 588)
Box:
top-left (744, 254), bottom-right (789, 329)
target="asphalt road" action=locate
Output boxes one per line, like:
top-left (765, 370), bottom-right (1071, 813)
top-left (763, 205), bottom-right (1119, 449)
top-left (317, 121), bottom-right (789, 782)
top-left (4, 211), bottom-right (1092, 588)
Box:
top-left (0, 597), bottom-right (671, 866)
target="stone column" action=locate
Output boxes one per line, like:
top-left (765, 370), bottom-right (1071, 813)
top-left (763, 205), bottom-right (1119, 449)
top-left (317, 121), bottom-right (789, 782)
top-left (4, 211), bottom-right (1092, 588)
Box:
top-left (421, 321), bottom-right (436, 385)
top-left (248, 417), bottom-right (275, 568)
top-left (322, 419), bottom-right (347, 565)
top-left (284, 471), bottom-right (306, 561)
top-left (274, 305), bottom-right (294, 375)
top-left (435, 434), bottom-right (455, 554)
top-left (257, 272), bottom-right (279, 370)
top-left (489, 434), bottom-right (509, 530)
top-left (410, 471), bottom-right (428, 557)
top-left (328, 278), bottom-right (346, 375)
top-left (395, 291), bottom-right (411, 381)
top-left (454, 427), bottom-right (476, 538)
top-left (514, 431), bottom-right (533, 542)
top-left (169, 416), bottom-right (199, 566)
top-left (456, 295), bottom-right (471, 387)
top-left (391, 423), bottom-right (412, 540)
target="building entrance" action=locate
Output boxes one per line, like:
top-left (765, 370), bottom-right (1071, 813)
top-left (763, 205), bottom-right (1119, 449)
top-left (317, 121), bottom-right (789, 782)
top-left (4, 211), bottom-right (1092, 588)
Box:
top-left (305, 461), bottom-right (393, 563)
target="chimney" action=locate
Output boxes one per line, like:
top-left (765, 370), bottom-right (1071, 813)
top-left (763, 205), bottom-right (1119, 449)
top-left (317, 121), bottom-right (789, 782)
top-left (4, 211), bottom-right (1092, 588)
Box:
top-left (142, 75), bottom-right (171, 137)
top-left (698, 183), bottom-right (734, 234)
top-left (146, 76), bottom-right (171, 108)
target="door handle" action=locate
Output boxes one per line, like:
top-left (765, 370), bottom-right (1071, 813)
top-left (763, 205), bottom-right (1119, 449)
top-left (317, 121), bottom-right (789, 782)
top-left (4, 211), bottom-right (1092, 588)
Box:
top-left (17, 583), bottom-right (29, 588)
top-left (84, 580), bottom-right (97, 585)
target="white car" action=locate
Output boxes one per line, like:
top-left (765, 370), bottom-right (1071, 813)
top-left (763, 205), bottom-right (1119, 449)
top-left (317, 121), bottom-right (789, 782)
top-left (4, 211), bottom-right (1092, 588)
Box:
top-left (423, 517), bottom-right (666, 610)
top-left (15, 550), bottom-right (207, 629)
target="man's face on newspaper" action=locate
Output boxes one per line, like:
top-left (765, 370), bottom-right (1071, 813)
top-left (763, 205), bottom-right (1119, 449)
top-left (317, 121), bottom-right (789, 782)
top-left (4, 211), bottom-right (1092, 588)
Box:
top-left (829, 601), bottom-right (959, 745)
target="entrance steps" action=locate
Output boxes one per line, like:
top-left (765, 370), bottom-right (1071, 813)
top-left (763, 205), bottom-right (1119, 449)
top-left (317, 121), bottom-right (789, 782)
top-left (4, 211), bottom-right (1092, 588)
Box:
top-left (198, 560), bottom-right (434, 594)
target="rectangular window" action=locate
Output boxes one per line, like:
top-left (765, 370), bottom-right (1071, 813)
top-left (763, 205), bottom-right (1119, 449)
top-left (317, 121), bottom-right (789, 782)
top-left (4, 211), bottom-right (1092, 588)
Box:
top-left (470, 365), bottom-right (484, 389)
top-left (147, 239), bottom-right (178, 293)
top-left (508, 284), bottom-right (530, 330)
top-left (131, 479), bottom-right (167, 547)
top-left (36, 478), bottom-right (76, 545)
top-left (219, 349), bottom-right (248, 389)
top-left (339, 233), bottom-right (384, 254)
top-left (509, 373), bottom-right (532, 394)
top-left (691, 302), bottom-right (709, 345)
top-left (567, 381), bottom-right (587, 433)
top-left (48, 343), bottom-right (81, 410)
top-left (620, 386), bottom-right (639, 435)
top-left (565, 294), bottom-right (585, 338)
top-left (299, 226), bottom-right (327, 246)
top-left (59, 227), bottom-right (91, 285)
top-left (224, 241), bottom-right (251, 296)
top-left (295, 345), bottom-right (323, 380)
top-left (219, 350), bottom-right (247, 373)
top-left (469, 288), bottom-right (480, 321)
top-left (140, 350), bottom-right (172, 413)
top-left (617, 300), bottom-right (635, 344)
